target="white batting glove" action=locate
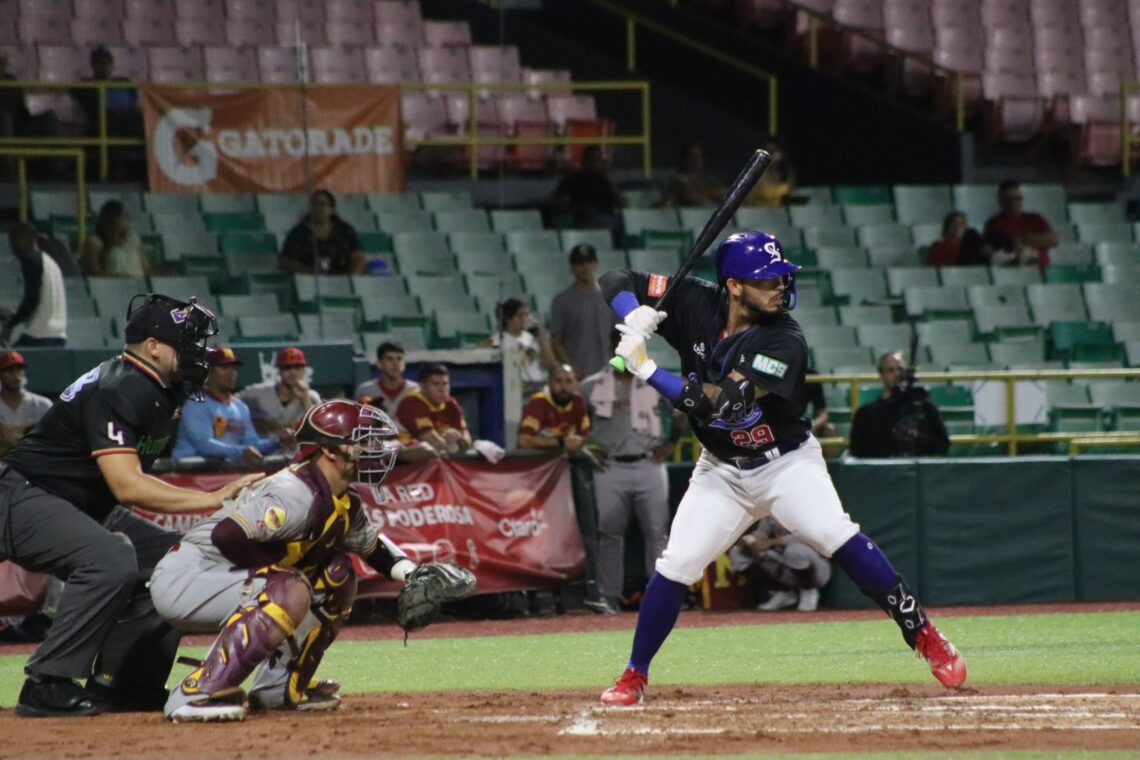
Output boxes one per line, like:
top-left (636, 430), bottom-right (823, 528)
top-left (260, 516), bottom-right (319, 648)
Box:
top-left (623, 305), bottom-right (667, 339)
top-left (615, 325), bottom-right (658, 381)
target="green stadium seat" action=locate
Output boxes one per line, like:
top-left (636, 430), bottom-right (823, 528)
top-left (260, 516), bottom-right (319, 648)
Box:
top-left (291, 274), bottom-right (358, 315)
top-left (149, 274), bottom-right (212, 301)
top-left (1044, 264), bottom-right (1099, 284)
top-left (376, 210), bottom-right (433, 234)
top-left (621, 208), bottom-right (681, 238)
top-left (858, 223), bottom-right (913, 250)
top-left (841, 203), bottom-right (895, 226)
top-left (351, 274), bottom-right (409, 299)
top-left (506, 230), bottom-right (563, 257)
top-left (639, 229), bottom-right (693, 251)
top-left (950, 183), bottom-right (998, 228)
top-left (467, 273), bottom-right (526, 312)
top-left (814, 246), bottom-right (868, 269)
top-left (867, 247), bottom-right (921, 268)
top-left (802, 225), bottom-right (857, 249)
top-left (790, 204), bottom-right (843, 228)
top-left (911, 222), bottom-right (942, 248)
top-left (449, 230), bottom-right (505, 255)
top-left (887, 267), bottom-right (938, 296)
top-left (1112, 321), bottom-right (1140, 342)
top-left (973, 304), bottom-right (1038, 340)
top-left (220, 232), bottom-right (277, 255)
top-left (1067, 202), bottom-right (1124, 225)
top-left (1093, 241), bottom-right (1140, 266)
top-left (929, 342), bottom-right (990, 368)
top-left (144, 192), bottom-right (199, 216)
top-left (1076, 223), bottom-right (1133, 244)
top-left (1019, 184), bottom-right (1068, 225)
top-left (357, 231), bottom-right (393, 255)
top-left (455, 248), bottom-right (514, 275)
top-left (1100, 264), bottom-right (1140, 284)
top-left (903, 285), bottom-right (971, 320)
top-left (838, 304), bottom-right (893, 325)
top-left (1045, 381), bottom-right (1101, 433)
top-left (893, 185), bottom-right (952, 225)
top-left (297, 309), bottom-right (358, 340)
top-left (1083, 283), bottom-right (1140, 323)
top-left (152, 211), bottom-right (208, 236)
top-left (201, 193), bottom-right (257, 215)
top-left (361, 328), bottom-right (427, 356)
top-left (989, 267), bottom-right (1041, 286)
top-left (794, 306), bottom-right (839, 327)
top-left (433, 209), bottom-right (490, 233)
top-left (522, 272), bottom-right (565, 308)
top-left (1048, 322), bottom-right (1122, 363)
top-left (917, 319), bottom-right (973, 347)
top-left (161, 231), bottom-right (220, 263)
top-left (203, 211), bottom-right (264, 232)
top-left (490, 209), bottom-right (543, 232)
top-left (595, 248), bottom-right (628, 272)
top-left (967, 283), bottom-right (1027, 310)
top-left (235, 314), bottom-right (299, 341)
top-left (432, 310), bottom-right (491, 347)
top-left (802, 324), bottom-right (857, 347)
top-left (360, 294), bottom-right (424, 329)
top-left (1047, 242), bottom-right (1094, 266)
top-left (811, 345), bottom-right (874, 372)
top-left (987, 339), bottom-right (1046, 368)
top-left (418, 190), bottom-right (472, 212)
top-left (66, 316), bottom-right (115, 348)
top-left (224, 251), bottom-right (278, 278)
top-left (337, 208), bottom-right (378, 232)
top-left (828, 268), bottom-right (888, 305)
top-left (393, 232), bottom-right (454, 274)
top-left (256, 193), bottom-right (308, 219)
top-left (734, 207), bottom-right (791, 229)
top-left (560, 228), bottom-right (613, 252)
top-left (855, 324), bottom-right (913, 357)
top-left (31, 190), bottom-right (79, 220)
top-left (938, 266), bottom-right (990, 288)
top-left (832, 185), bottom-right (892, 205)
top-left (219, 294), bottom-right (280, 318)
top-left (792, 287), bottom-right (825, 308)
top-left (628, 248), bottom-right (681, 272)
top-left (1124, 340), bottom-right (1140, 367)
top-left (366, 192), bottom-right (422, 214)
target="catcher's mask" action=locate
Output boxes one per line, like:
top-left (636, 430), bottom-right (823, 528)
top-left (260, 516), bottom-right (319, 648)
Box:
top-left (293, 400), bottom-right (400, 486)
top-left (124, 293), bottom-right (218, 398)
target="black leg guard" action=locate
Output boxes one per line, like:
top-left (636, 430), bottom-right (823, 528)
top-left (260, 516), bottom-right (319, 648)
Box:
top-left (861, 575), bottom-right (927, 649)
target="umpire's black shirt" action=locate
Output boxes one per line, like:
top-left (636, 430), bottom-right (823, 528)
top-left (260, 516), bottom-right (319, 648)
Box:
top-left (2, 351), bottom-right (182, 522)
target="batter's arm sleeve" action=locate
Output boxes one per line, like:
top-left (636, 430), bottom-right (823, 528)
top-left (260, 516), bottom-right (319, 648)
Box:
top-left (176, 402), bottom-right (246, 461)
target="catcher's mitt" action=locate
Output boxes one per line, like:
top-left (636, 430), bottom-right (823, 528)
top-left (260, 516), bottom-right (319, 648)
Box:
top-left (396, 562), bottom-right (477, 637)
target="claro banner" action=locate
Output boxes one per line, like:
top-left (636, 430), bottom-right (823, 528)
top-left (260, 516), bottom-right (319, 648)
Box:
top-left (134, 456), bottom-right (585, 597)
top-left (140, 85), bottom-right (405, 193)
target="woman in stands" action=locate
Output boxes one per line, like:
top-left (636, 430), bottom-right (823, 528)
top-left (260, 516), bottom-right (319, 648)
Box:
top-left (278, 189), bottom-right (366, 275)
top-left (80, 199), bottom-right (151, 277)
top-left (481, 297), bottom-right (556, 396)
top-left (927, 210), bottom-right (987, 268)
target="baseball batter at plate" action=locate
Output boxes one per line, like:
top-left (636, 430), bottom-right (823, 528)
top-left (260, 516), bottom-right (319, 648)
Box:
top-left (597, 230), bottom-right (966, 706)
top-left (150, 400), bottom-right (453, 722)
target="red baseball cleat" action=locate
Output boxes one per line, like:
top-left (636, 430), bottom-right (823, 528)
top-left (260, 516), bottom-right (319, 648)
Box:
top-left (600, 668), bottom-right (648, 706)
top-left (916, 623), bottom-right (967, 688)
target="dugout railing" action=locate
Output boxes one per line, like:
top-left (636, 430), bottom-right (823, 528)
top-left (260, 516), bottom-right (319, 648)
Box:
top-left (0, 79), bottom-right (652, 187)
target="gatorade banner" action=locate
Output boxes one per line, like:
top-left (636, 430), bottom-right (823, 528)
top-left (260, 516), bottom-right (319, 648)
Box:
top-left (141, 84), bottom-right (405, 193)
top-left (138, 456), bottom-right (584, 597)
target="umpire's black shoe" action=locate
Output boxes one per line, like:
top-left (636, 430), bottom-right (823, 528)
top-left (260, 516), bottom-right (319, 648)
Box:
top-left (85, 681), bottom-right (168, 713)
top-left (16, 676), bottom-right (100, 718)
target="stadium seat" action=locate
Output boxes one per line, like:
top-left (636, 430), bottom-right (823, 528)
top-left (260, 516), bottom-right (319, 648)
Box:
top-left (938, 266), bottom-right (990, 288)
top-left (828, 268), bottom-right (888, 304)
top-left (419, 191), bottom-right (472, 212)
top-left (867, 247), bottom-right (921, 268)
top-left (392, 232), bottom-right (453, 274)
top-left (929, 342), bottom-right (990, 368)
top-left (790, 204), bottom-right (844, 228)
top-left (1093, 242), bottom-right (1140, 267)
top-left (506, 230), bottom-right (562, 257)
top-left (951, 183), bottom-right (998, 227)
top-left (490, 209), bottom-right (543, 233)
top-left (989, 267), bottom-right (1041, 286)
top-left (917, 319), bottom-right (973, 347)
top-left (833, 185), bottom-right (893, 205)
top-left (559, 229), bottom-right (612, 252)
top-left (855, 323), bottom-right (914, 356)
top-left (838, 304), bottom-right (893, 325)
top-left (802, 325), bottom-right (858, 348)
top-left (376, 210), bottom-right (433, 235)
top-left (893, 185), bottom-right (953, 225)
top-left (219, 293), bottom-right (280, 318)
top-left (811, 345), bottom-right (874, 373)
top-left (522, 67), bottom-right (572, 100)
top-left (794, 306), bottom-right (839, 327)
top-left (973, 304), bottom-right (1037, 340)
top-left (988, 340), bottom-right (1046, 368)
top-left (841, 203), bottom-right (895, 226)
top-left (803, 226), bottom-right (858, 249)
top-left (205, 46), bottom-right (259, 83)
top-left (310, 46), bottom-right (366, 83)
top-left (259, 47), bottom-right (308, 84)
top-left (1076, 223), bottom-right (1134, 245)
top-left (735, 207), bottom-right (792, 229)
top-left (432, 209), bottom-right (491, 233)
top-left (903, 286), bottom-right (972, 320)
top-left (236, 314), bottom-right (298, 341)
top-left (886, 267), bottom-right (939, 296)
top-left (627, 249), bottom-right (681, 273)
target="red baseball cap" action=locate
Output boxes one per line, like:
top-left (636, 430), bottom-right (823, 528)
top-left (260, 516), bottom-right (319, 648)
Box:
top-left (0, 350), bottom-right (27, 370)
top-left (207, 346), bottom-right (243, 366)
top-left (277, 347), bottom-right (308, 367)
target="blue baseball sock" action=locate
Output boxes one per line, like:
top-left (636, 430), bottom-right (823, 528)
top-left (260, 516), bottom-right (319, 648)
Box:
top-left (627, 574), bottom-right (689, 674)
top-left (832, 533), bottom-right (898, 591)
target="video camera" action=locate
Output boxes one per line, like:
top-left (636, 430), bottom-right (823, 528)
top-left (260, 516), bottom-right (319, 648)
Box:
top-left (890, 333), bottom-right (931, 453)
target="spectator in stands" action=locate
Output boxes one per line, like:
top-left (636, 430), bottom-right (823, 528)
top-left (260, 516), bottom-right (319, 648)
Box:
top-left (481, 297), bottom-right (557, 395)
top-left (549, 244), bottom-right (617, 379)
top-left (355, 342), bottom-right (438, 463)
top-left (927, 211), bottom-right (988, 268)
top-left (745, 138), bottom-right (800, 207)
top-left (172, 347), bottom-right (285, 464)
top-left (278, 189), bottom-right (366, 275)
top-left (661, 143), bottom-right (727, 207)
top-left (0, 51), bottom-right (60, 148)
top-left (238, 347), bottom-right (320, 439)
top-left (578, 335), bottom-right (676, 614)
top-left (396, 363), bottom-right (472, 455)
top-left (0, 351), bottom-right (52, 456)
top-left (729, 516), bottom-right (831, 612)
top-left (80, 200), bottom-right (150, 277)
top-left (516, 364), bottom-right (590, 452)
top-left (548, 145), bottom-right (626, 243)
top-left (848, 351), bottom-right (950, 458)
top-left (1, 223), bottom-right (66, 347)
top-left (983, 180), bottom-right (1058, 268)
top-left (71, 47), bottom-right (141, 139)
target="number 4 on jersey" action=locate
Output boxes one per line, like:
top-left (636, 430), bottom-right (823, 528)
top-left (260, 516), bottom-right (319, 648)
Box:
top-left (106, 421), bottom-right (126, 446)
top-left (729, 424), bottom-right (775, 449)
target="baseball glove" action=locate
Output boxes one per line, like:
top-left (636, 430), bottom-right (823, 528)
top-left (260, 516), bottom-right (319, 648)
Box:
top-left (396, 562), bottom-right (477, 637)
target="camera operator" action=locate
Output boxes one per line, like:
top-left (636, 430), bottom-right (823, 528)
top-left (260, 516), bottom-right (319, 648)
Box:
top-left (849, 352), bottom-right (949, 458)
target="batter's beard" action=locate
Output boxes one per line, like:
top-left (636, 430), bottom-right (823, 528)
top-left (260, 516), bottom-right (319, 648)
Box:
top-left (739, 292), bottom-right (783, 323)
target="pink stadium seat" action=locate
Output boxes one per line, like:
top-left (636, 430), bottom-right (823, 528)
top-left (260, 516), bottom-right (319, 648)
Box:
top-left (834, 0), bottom-right (884, 30)
top-left (175, 0), bottom-right (220, 21)
top-left (442, 91), bottom-right (474, 130)
top-left (1087, 70), bottom-right (1126, 97)
top-left (146, 46), bottom-right (205, 83)
top-left (310, 46), bottom-right (366, 84)
top-left (423, 20), bottom-right (473, 48)
top-left (522, 67), bottom-right (572, 100)
top-left (325, 21), bottom-right (376, 46)
top-left (545, 94), bottom-right (598, 131)
top-left (226, 0), bottom-right (275, 21)
top-left (18, 17), bottom-right (71, 45)
top-left (175, 18), bottom-right (216, 46)
top-left (496, 94), bottom-right (550, 130)
top-left (37, 46), bottom-right (88, 82)
top-left (931, 0), bottom-right (980, 31)
top-left (275, 0), bottom-right (324, 44)
top-left (418, 46), bottom-right (471, 83)
top-left (400, 90), bottom-right (449, 142)
top-left (275, 21), bottom-right (325, 46)
top-left (983, 72), bottom-right (1043, 141)
top-left (793, 0), bottom-right (834, 36)
top-left (469, 45), bottom-right (522, 97)
top-left (258, 47), bottom-right (307, 84)
top-left (496, 94), bottom-right (556, 169)
top-left (105, 46), bottom-right (149, 81)
top-left (1030, 0), bottom-right (1078, 31)
top-left (375, 0), bottom-right (423, 36)
top-left (0, 45), bottom-right (36, 80)
top-left (985, 46), bottom-right (1036, 76)
top-left (18, 0), bottom-right (69, 20)
top-left (364, 46), bottom-right (420, 84)
top-left (205, 46), bottom-right (259, 83)
top-left (1072, 112), bottom-right (1122, 168)
top-left (883, 0), bottom-right (931, 30)
top-left (72, 18), bottom-right (126, 46)
top-left (74, 0), bottom-right (124, 19)
top-left (226, 18), bottom-right (275, 47)
top-left (124, 0), bottom-right (176, 23)
top-left (123, 18), bottom-right (177, 46)
top-left (1033, 33), bottom-right (1085, 76)
top-left (375, 22), bottom-right (422, 46)
top-left (980, 0), bottom-right (1030, 28)
top-left (934, 46), bottom-right (983, 74)
top-left (1070, 93), bottom-right (1119, 125)
top-left (1080, 1), bottom-right (1128, 30)
top-left (326, 0), bottom-right (374, 25)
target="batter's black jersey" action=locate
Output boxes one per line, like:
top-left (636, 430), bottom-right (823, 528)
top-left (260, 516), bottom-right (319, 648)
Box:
top-left (2, 351), bottom-right (182, 522)
top-left (601, 270), bottom-right (811, 460)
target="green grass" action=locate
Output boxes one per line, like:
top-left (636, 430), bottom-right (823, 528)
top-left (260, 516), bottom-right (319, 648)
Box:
top-left (1, 610), bottom-right (1137, 708)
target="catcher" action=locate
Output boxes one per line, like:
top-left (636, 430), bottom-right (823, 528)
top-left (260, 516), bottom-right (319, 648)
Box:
top-left (149, 400), bottom-right (475, 722)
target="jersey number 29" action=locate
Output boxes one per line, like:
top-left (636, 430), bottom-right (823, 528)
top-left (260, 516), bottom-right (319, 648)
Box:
top-left (730, 424), bottom-right (775, 449)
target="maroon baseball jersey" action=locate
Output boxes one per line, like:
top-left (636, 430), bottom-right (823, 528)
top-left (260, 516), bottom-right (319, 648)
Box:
top-left (396, 390), bottom-right (467, 441)
top-left (518, 392), bottom-right (590, 439)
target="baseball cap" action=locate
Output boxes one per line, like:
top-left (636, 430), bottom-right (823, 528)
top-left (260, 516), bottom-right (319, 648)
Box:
top-left (568, 243), bottom-right (598, 264)
top-left (124, 293), bottom-right (215, 345)
top-left (0, 350), bottom-right (27, 370)
top-left (207, 346), bottom-right (242, 367)
top-left (277, 347), bottom-right (308, 367)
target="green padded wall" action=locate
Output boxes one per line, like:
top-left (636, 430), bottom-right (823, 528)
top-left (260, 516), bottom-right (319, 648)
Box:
top-left (1072, 458), bottom-right (1140, 601)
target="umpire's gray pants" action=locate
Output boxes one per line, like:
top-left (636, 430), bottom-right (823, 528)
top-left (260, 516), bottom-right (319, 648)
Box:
top-left (594, 459), bottom-right (670, 603)
top-left (0, 463), bottom-right (177, 682)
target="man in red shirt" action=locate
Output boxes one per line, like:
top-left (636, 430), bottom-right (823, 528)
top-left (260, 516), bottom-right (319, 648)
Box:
top-left (517, 364), bottom-right (591, 452)
top-left (395, 363), bottom-right (471, 454)
top-left (983, 180), bottom-right (1058, 268)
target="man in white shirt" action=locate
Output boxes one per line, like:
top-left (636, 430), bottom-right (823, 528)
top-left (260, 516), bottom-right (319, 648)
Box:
top-left (0, 350), bottom-right (52, 455)
top-left (1, 224), bottom-right (66, 347)
top-left (238, 347), bottom-right (321, 438)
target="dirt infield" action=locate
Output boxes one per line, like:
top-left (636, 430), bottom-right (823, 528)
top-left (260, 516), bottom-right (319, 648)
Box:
top-left (0, 684), bottom-right (1138, 758)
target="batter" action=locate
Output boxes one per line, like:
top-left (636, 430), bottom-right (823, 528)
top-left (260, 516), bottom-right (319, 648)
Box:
top-left (597, 230), bottom-right (966, 706)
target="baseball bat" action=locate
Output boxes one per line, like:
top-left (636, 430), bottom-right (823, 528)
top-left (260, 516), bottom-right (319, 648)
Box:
top-left (611, 147), bottom-right (772, 371)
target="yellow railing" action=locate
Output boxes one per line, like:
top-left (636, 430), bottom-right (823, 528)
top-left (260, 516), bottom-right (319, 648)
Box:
top-left (0, 147), bottom-right (87, 244)
top-left (583, 0), bottom-right (779, 138)
top-left (674, 368), bottom-right (1140, 460)
top-left (0, 79), bottom-right (651, 183)
top-left (1121, 80), bottom-right (1140, 177)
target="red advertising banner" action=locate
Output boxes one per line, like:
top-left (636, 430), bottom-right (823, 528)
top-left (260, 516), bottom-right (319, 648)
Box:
top-left (140, 84), bottom-right (405, 193)
top-left (135, 456), bottom-right (585, 597)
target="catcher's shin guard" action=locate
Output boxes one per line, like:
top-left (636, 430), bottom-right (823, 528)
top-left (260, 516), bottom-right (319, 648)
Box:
top-left (164, 566), bottom-right (310, 720)
top-left (249, 553), bottom-right (357, 711)
top-left (862, 575), bottom-right (927, 649)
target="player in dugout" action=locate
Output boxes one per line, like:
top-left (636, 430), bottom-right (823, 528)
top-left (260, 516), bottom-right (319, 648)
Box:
top-left (594, 231), bottom-right (966, 706)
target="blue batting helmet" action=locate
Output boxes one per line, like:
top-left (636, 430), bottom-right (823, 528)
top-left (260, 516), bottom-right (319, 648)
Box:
top-left (714, 230), bottom-right (801, 309)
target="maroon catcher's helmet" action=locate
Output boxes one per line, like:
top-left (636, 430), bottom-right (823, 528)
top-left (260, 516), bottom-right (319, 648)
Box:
top-left (293, 400), bottom-right (400, 485)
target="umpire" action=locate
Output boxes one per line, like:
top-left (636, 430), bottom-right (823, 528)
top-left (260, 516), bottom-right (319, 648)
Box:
top-left (0, 294), bottom-right (257, 717)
